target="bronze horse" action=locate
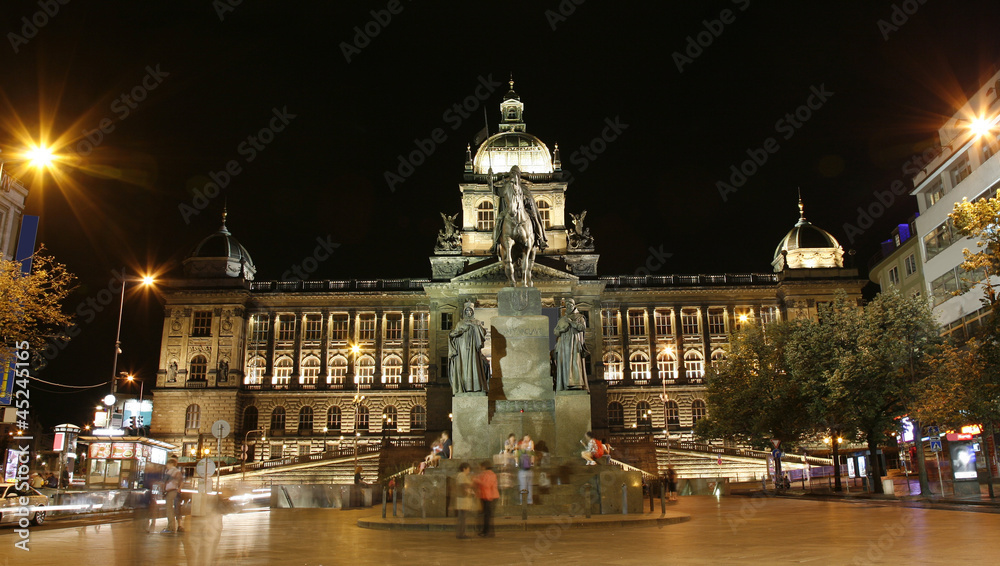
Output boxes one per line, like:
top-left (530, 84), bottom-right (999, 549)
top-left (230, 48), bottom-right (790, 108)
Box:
top-left (493, 167), bottom-right (537, 287)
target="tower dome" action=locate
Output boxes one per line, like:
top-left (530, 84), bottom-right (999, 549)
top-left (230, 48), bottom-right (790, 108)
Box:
top-left (182, 208), bottom-right (257, 280)
top-left (772, 196), bottom-right (844, 271)
top-left (472, 79), bottom-right (553, 174)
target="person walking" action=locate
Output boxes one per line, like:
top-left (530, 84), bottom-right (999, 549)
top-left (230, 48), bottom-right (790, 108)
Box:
top-left (517, 435), bottom-right (535, 505)
top-left (475, 460), bottom-right (500, 537)
top-left (455, 463), bottom-right (477, 539)
top-left (162, 458), bottom-right (184, 533)
top-left (666, 465), bottom-right (678, 502)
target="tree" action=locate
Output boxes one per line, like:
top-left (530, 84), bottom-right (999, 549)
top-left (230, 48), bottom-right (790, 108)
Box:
top-left (697, 321), bottom-right (812, 484)
top-left (951, 191), bottom-right (1000, 305)
top-left (0, 248), bottom-right (76, 371)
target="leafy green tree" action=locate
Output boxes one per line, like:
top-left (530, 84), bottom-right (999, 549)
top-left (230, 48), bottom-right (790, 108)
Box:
top-left (697, 321), bottom-right (812, 483)
top-left (951, 191), bottom-right (1000, 305)
top-left (0, 248), bottom-right (76, 371)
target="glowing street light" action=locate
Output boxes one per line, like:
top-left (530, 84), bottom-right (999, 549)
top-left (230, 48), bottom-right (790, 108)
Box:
top-left (969, 116), bottom-right (994, 137)
top-left (24, 144), bottom-right (56, 169)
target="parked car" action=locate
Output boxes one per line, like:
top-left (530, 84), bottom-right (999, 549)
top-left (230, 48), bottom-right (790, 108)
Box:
top-left (0, 484), bottom-right (48, 526)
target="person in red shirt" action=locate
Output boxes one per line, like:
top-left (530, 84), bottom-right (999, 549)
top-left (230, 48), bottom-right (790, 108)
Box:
top-left (475, 460), bottom-right (500, 537)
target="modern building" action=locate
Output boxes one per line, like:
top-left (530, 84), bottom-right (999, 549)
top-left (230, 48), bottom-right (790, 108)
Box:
top-left (149, 84), bottom-right (866, 466)
top-left (0, 165), bottom-right (29, 262)
top-left (908, 68), bottom-right (1000, 340)
top-left (868, 217), bottom-right (925, 299)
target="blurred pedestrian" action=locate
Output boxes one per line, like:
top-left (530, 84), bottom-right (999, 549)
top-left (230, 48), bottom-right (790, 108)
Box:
top-left (666, 465), bottom-right (678, 502)
top-left (161, 458), bottom-right (183, 534)
top-left (475, 461), bottom-right (499, 537)
top-left (455, 463), bottom-right (477, 539)
top-left (517, 435), bottom-right (535, 505)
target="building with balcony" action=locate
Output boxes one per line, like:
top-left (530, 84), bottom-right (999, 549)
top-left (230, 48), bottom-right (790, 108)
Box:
top-left (149, 83), bottom-right (866, 461)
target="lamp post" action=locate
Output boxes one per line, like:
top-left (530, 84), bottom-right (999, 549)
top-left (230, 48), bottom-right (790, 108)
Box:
top-left (242, 428), bottom-right (266, 482)
top-left (108, 272), bottom-right (154, 405)
top-left (659, 370), bottom-right (671, 466)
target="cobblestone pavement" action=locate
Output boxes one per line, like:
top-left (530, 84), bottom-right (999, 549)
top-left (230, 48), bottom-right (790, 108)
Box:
top-left (2, 495), bottom-right (996, 565)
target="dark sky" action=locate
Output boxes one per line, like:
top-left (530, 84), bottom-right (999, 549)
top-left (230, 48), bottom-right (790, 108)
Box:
top-left (4, 1), bottom-right (1000, 428)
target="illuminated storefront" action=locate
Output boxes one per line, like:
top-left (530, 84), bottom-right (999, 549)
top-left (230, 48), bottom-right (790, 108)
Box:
top-left (79, 436), bottom-right (175, 489)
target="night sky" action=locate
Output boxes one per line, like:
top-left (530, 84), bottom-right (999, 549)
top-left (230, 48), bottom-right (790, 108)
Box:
top-left (3, 1), bottom-right (1000, 428)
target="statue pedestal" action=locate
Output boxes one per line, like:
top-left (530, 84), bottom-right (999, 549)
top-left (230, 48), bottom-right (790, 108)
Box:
top-left (555, 391), bottom-right (592, 459)
top-left (451, 394), bottom-right (488, 460)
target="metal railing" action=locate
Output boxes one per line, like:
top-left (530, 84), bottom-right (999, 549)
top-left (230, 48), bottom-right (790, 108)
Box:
top-left (599, 273), bottom-right (777, 288)
top-left (218, 443), bottom-right (381, 475)
top-left (249, 279), bottom-right (430, 293)
top-left (654, 439), bottom-right (832, 466)
top-left (608, 458), bottom-right (657, 480)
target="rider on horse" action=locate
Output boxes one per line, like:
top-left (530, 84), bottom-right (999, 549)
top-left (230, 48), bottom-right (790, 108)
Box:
top-left (488, 165), bottom-right (549, 254)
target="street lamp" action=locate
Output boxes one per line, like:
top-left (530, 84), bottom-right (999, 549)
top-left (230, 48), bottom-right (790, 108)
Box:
top-left (108, 271), bottom-right (155, 404)
top-left (242, 427), bottom-right (266, 481)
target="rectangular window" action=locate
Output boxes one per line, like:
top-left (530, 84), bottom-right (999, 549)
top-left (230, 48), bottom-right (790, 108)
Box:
top-left (277, 315), bottom-right (296, 341)
top-left (904, 254), bottom-right (917, 277)
top-left (681, 308), bottom-right (700, 335)
top-left (477, 202), bottom-right (495, 231)
top-left (330, 314), bottom-right (349, 342)
top-left (251, 316), bottom-right (270, 343)
top-left (707, 308), bottom-right (726, 335)
top-left (887, 266), bottom-right (900, 286)
top-left (926, 180), bottom-right (945, 208)
top-left (304, 314), bottom-right (322, 341)
top-left (654, 309), bottom-right (672, 336)
top-left (759, 306), bottom-right (779, 325)
top-left (930, 269), bottom-right (960, 307)
top-left (962, 266), bottom-right (987, 291)
top-left (923, 221), bottom-right (954, 262)
top-left (601, 309), bottom-right (619, 337)
top-left (440, 313), bottom-right (453, 331)
top-left (627, 310), bottom-right (645, 336)
top-left (192, 311), bottom-right (212, 337)
top-left (384, 313), bottom-right (403, 341)
top-left (951, 154), bottom-right (971, 186)
top-left (412, 312), bottom-right (429, 342)
top-left (357, 313), bottom-right (376, 342)
top-left (984, 142), bottom-right (996, 163)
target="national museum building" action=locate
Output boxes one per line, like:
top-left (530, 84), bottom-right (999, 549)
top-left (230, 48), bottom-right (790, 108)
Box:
top-left (150, 84), bottom-right (866, 461)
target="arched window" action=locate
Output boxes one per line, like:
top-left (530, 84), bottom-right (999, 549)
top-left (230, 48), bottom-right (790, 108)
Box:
top-left (608, 401), bottom-right (624, 428)
top-left (298, 406), bottom-right (313, 434)
top-left (692, 399), bottom-right (707, 423)
top-left (657, 350), bottom-right (677, 380)
top-left (327, 406), bottom-right (341, 431)
top-left (536, 199), bottom-right (551, 228)
top-left (243, 406), bottom-right (258, 432)
top-left (382, 406), bottom-right (398, 431)
top-left (270, 406), bottom-right (286, 434)
top-left (246, 356), bottom-right (265, 384)
top-left (189, 356), bottom-right (208, 382)
top-left (409, 354), bottom-right (429, 384)
top-left (382, 355), bottom-right (403, 385)
top-left (477, 200), bottom-right (495, 231)
top-left (636, 400), bottom-right (652, 428)
top-left (684, 350), bottom-right (704, 380)
top-left (185, 404), bottom-right (201, 430)
top-left (629, 351), bottom-right (650, 381)
top-left (301, 356), bottom-right (320, 385)
top-left (410, 405), bottom-right (426, 430)
top-left (603, 352), bottom-right (623, 382)
top-left (273, 357), bottom-right (293, 386)
top-left (328, 355), bottom-right (348, 385)
top-left (664, 401), bottom-right (679, 426)
top-left (711, 349), bottom-right (727, 369)
top-left (355, 355), bottom-right (375, 386)
top-left (355, 406), bottom-right (370, 432)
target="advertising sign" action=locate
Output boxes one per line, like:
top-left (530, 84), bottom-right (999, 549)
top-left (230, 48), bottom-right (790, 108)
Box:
top-left (111, 443), bottom-right (137, 459)
top-left (53, 432), bottom-right (65, 452)
top-left (3, 450), bottom-right (18, 483)
top-left (949, 443), bottom-right (978, 480)
top-left (90, 443), bottom-right (112, 459)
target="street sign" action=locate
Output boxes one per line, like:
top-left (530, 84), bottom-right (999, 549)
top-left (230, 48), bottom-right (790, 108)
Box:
top-left (771, 439), bottom-right (781, 449)
top-left (926, 426), bottom-right (940, 437)
top-left (212, 420), bottom-right (231, 439)
top-left (930, 438), bottom-right (942, 452)
top-left (196, 457), bottom-right (216, 478)
top-left (771, 449), bottom-right (783, 460)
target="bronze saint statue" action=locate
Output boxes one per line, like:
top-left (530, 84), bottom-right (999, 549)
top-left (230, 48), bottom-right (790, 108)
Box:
top-left (554, 298), bottom-right (589, 390)
top-left (489, 165), bottom-right (547, 287)
top-left (448, 302), bottom-right (488, 394)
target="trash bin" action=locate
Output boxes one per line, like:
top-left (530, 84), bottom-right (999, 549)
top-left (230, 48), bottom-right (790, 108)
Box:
top-left (881, 479), bottom-right (894, 495)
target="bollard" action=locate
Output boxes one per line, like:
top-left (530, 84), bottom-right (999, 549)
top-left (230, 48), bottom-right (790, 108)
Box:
top-left (621, 483), bottom-right (628, 515)
top-left (648, 481), bottom-right (654, 512)
top-left (420, 487), bottom-right (427, 519)
top-left (659, 479), bottom-right (666, 514)
top-left (381, 487), bottom-right (387, 518)
top-left (584, 483), bottom-right (592, 519)
top-left (392, 485), bottom-right (398, 517)
top-left (521, 489), bottom-right (528, 521)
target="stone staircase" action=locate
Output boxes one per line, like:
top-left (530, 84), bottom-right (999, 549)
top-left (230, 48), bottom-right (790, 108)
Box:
top-left (219, 453), bottom-right (380, 487)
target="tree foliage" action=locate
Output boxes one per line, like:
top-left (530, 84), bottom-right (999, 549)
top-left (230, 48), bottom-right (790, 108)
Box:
top-left (0, 247), bottom-right (76, 370)
top-left (951, 190), bottom-right (1000, 304)
top-left (697, 322), bottom-right (811, 449)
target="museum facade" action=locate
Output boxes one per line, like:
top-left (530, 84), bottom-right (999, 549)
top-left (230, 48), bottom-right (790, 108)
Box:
top-left (149, 83), bottom-right (866, 462)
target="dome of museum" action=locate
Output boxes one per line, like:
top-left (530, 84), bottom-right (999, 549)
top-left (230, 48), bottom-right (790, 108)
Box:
top-left (473, 132), bottom-right (554, 174)
top-left (183, 209), bottom-right (257, 280)
top-left (772, 197), bottom-right (844, 271)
